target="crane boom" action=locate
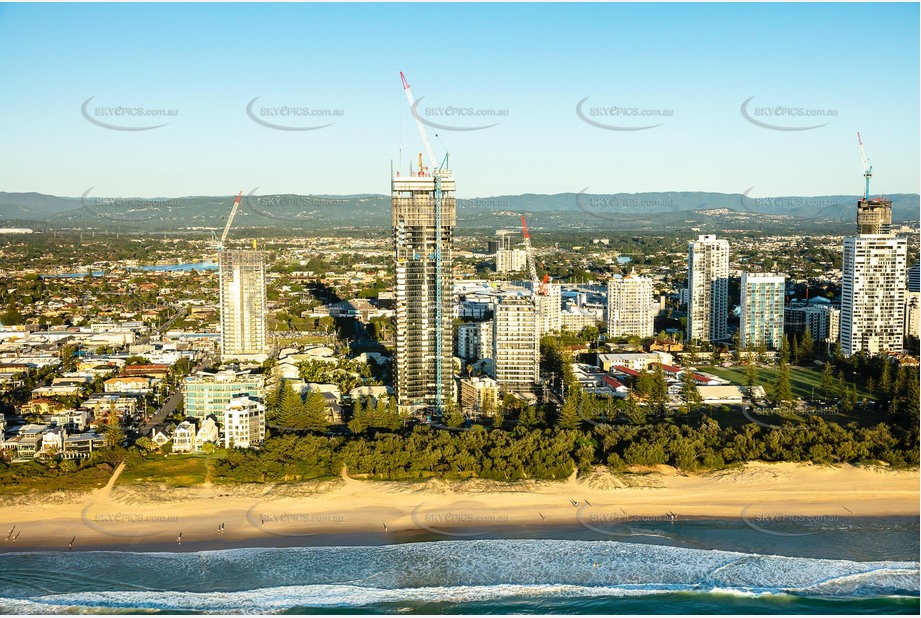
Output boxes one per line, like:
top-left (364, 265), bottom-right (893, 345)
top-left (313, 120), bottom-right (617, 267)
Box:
top-left (857, 132), bottom-right (872, 200)
top-left (401, 71), bottom-right (439, 172)
top-left (521, 215), bottom-right (540, 290)
top-left (219, 191), bottom-right (244, 250)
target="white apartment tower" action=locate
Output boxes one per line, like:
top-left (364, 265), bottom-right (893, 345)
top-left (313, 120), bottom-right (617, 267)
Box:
top-left (686, 234), bottom-right (730, 343)
top-left (496, 248), bottom-right (529, 274)
top-left (219, 250), bottom-right (268, 362)
top-left (223, 396), bottom-right (266, 449)
top-left (392, 170), bottom-right (456, 413)
top-left (740, 273), bottom-right (786, 349)
top-left (457, 320), bottom-right (493, 361)
top-left (607, 274), bottom-right (655, 338)
top-left (492, 296), bottom-right (540, 394)
top-left (531, 281), bottom-right (562, 335)
top-left (841, 235), bottom-right (907, 356)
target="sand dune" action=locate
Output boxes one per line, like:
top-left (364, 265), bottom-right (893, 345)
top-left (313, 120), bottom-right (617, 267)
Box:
top-left (0, 462), bottom-right (916, 552)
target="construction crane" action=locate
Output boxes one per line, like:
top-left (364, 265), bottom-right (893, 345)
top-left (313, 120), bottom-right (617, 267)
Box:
top-left (216, 191), bottom-right (244, 251)
top-left (520, 215), bottom-right (548, 295)
top-left (401, 71), bottom-right (448, 415)
top-left (857, 132), bottom-right (872, 201)
top-left (402, 72), bottom-right (440, 172)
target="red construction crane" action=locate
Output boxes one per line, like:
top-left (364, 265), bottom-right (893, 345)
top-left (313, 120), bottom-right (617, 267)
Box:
top-left (520, 215), bottom-right (548, 295)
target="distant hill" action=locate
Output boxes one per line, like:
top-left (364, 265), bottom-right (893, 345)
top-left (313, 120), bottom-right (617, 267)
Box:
top-left (0, 190), bottom-right (917, 233)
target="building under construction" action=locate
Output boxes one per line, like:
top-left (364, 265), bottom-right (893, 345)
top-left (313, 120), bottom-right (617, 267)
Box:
top-left (391, 172), bottom-right (456, 413)
top-left (857, 198), bottom-right (892, 235)
top-left (219, 249), bottom-right (268, 362)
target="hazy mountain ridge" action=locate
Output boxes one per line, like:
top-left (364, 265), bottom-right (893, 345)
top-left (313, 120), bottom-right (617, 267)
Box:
top-left (0, 191), bottom-right (917, 232)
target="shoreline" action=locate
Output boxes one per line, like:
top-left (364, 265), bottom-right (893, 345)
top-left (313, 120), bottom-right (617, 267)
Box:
top-left (0, 461), bottom-right (917, 554)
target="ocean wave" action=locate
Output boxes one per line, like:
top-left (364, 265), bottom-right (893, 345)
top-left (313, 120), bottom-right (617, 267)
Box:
top-left (0, 584), bottom-right (829, 614)
top-left (0, 539), bottom-right (917, 611)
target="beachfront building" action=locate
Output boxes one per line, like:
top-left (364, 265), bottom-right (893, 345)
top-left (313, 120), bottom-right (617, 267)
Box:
top-left (391, 168), bottom-right (456, 413)
top-left (841, 235), bottom-right (907, 356)
top-left (492, 296), bottom-right (540, 395)
top-left (183, 370), bottom-right (264, 420)
top-left (740, 273), bottom-right (786, 349)
top-left (686, 234), bottom-right (729, 343)
top-left (223, 396), bottom-right (266, 449)
top-left (459, 375), bottom-right (500, 416)
top-left (172, 420), bottom-right (196, 453)
top-left (194, 416), bottom-right (220, 451)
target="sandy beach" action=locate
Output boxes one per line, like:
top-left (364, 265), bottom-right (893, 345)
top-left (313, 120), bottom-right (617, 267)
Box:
top-left (0, 462), bottom-right (917, 553)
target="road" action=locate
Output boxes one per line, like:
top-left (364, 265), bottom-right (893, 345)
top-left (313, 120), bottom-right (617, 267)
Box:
top-left (138, 353), bottom-right (211, 436)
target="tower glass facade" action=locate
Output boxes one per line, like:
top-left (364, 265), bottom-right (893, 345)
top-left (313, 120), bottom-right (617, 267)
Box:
top-left (391, 172), bottom-right (456, 412)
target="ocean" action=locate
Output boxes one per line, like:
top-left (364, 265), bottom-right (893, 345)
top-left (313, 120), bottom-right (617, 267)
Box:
top-left (0, 517), bottom-right (917, 614)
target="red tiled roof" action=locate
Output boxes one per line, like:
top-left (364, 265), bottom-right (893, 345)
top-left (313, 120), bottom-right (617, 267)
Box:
top-left (602, 375), bottom-right (625, 389)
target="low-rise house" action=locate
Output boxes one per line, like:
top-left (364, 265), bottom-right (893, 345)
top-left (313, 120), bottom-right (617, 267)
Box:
top-left (44, 409), bottom-right (87, 432)
top-left (31, 384), bottom-right (84, 398)
top-left (172, 420), bottom-right (196, 453)
top-left (104, 376), bottom-right (152, 394)
top-left (63, 431), bottom-right (106, 459)
top-left (194, 416), bottom-right (220, 451)
top-left (149, 424), bottom-right (173, 447)
top-left (2, 424), bottom-right (48, 461)
top-left (81, 394), bottom-right (140, 418)
top-left (17, 397), bottom-right (64, 416)
top-left (36, 427), bottom-right (66, 458)
top-left (123, 364), bottom-right (171, 380)
top-left (348, 385), bottom-right (392, 403)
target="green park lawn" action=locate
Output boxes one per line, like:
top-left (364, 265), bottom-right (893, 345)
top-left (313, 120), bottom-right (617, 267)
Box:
top-left (700, 365), bottom-right (874, 401)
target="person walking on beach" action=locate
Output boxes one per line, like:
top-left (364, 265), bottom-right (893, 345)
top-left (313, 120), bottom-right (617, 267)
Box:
top-left (177, 532), bottom-right (182, 545)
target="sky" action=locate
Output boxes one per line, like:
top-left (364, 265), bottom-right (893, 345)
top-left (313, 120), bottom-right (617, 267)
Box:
top-left (0, 1), bottom-right (918, 200)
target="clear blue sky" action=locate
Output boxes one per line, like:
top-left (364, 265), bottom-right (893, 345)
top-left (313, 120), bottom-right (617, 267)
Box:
top-left (0, 2), bottom-right (918, 200)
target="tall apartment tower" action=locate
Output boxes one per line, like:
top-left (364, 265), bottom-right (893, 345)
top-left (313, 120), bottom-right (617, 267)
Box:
top-left (219, 250), bottom-right (268, 362)
top-left (841, 235), bottom-right (907, 356)
top-left (686, 234), bottom-right (730, 343)
top-left (492, 296), bottom-right (540, 394)
top-left (607, 274), bottom-right (655, 338)
top-left (857, 198), bottom-right (892, 235)
top-left (392, 171), bottom-right (456, 413)
top-left (529, 281), bottom-right (561, 335)
top-left (739, 273), bottom-right (786, 349)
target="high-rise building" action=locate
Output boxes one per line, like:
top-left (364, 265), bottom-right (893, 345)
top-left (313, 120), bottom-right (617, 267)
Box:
top-left (496, 248), bottom-right (528, 274)
top-left (841, 235), bottom-right (907, 356)
top-left (904, 292), bottom-right (920, 339)
top-left (223, 395), bottom-right (266, 449)
top-left (457, 320), bottom-right (493, 361)
top-left (392, 171), bottom-right (456, 413)
top-left (856, 198), bottom-right (892, 235)
top-left (908, 262), bottom-right (920, 293)
top-left (608, 274), bottom-right (655, 338)
top-left (492, 296), bottom-right (539, 394)
top-left (686, 234), bottom-right (729, 343)
top-left (739, 273), bottom-right (785, 349)
top-left (786, 303), bottom-right (841, 346)
top-left (530, 281), bottom-right (561, 335)
top-left (219, 250), bottom-right (268, 362)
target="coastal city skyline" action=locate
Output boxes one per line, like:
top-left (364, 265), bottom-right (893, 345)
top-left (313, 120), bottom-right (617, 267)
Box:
top-left (0, 1), bottom-right (918, 615)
